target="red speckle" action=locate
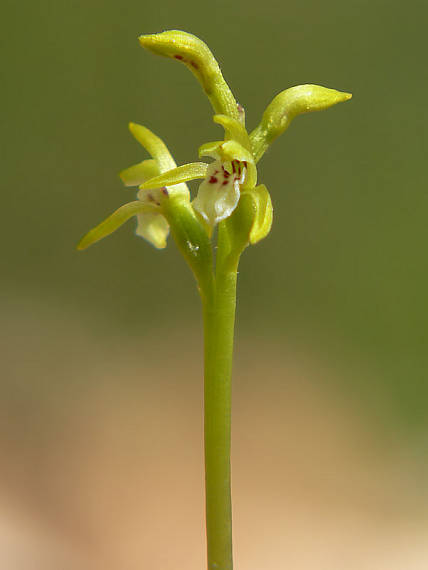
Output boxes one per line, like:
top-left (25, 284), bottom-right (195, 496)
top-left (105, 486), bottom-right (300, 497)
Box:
top-left (190, 61), bottom-right (199, 70)
top-left (223, 169), bottom-right (230, 178)
top-left (174, 54), bottom-right (184, 60)
top-left (209, 176), bottom-right (218, 184)
top-left (222, 180), bottom-right (229, 186)
top-left (161, 187), bottom-right (169, 196)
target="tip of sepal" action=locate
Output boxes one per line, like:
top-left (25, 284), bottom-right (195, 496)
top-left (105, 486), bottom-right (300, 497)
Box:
top-left (76, 237), bottom-right (89, 251)
top-left (76, 201), bottom-right (152, 251)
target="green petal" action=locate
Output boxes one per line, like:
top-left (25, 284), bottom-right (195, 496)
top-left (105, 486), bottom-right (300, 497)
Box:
top-left (213, 114), bottom-right (251, 151)
top-left (250, 85), bottom-right (352, 162)
top-left (246, 184), bottom-right (273, 244)
top-left (119, 159), bottom-right (160, 187)
top-left (139, 31), bottom-right (240, 120)
top-left (135, 211), bottom-right (170, 249)
top-left (128, 122), bottom-right (177, 172)
top-left (77, 201), bottom-right (153, 250)
top-left (138, 162), bottom-right (208, 190)
top-left (198, 141), bottom-right (223, 159)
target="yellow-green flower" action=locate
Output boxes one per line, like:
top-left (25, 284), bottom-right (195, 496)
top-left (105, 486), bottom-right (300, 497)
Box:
top-left (137, 114), bottom-right (257, 231)
top-left (78, 122), bottom-right (191, 250)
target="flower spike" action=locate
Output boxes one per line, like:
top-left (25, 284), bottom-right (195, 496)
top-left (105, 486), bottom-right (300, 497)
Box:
top-left (138, 31), bottom-right (241, 121)
top-left (78, 31), bottom-right (353, 570)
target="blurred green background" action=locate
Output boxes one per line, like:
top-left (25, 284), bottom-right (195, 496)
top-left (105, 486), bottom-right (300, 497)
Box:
top-left (2, 0), bottom-right (428, 567)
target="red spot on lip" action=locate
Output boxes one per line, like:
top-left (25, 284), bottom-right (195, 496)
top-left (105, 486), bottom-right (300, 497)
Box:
top-left (174, 55), bottom-right (184, 60)
top-left (209, 176), bottom-right (218, 184)
top-left (190, 61), bottom-right (199, 69)
top-left (222, 180), bottom-right (229, 186)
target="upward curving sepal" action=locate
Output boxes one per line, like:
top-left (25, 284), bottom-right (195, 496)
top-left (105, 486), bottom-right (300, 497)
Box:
top-left (138, 31), bottom-right (240, 121)
top-left (250, 85), bottom-right (352, 162)
top-left (128, 122), bottom-right (177, 172)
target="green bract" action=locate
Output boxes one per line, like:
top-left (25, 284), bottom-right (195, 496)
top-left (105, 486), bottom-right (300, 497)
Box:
top-left (78, 30), bottom-right (351, 279)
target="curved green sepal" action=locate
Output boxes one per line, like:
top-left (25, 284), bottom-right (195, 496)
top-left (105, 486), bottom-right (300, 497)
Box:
top-left (163, 196), bottom-right (214, 299)
top-left (120, 158), bottom-right (160, 187)
top-left (128, 122), bottom-right (177, 172)
top-left (138, 162), bottom-right (208, 191)
top-left (77, 201), bottom-right (154, 250)
top-left (213, 114), bottom-right (251, 151)
top-left (244, 184), bottom-right (273, 244)
top-left (138, 30), bottom-right (240, 120)
top-left (250, 85), bottom-right (352, 162)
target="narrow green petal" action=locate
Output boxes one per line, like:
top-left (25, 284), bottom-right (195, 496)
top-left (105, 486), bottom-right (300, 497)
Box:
top-left (198, 141), bottom-right (223, 159)
top-left (77, 201), bottom-right (153, 250)
top-left (119, 158), bottom-right (160, 187)
top-left (138, 31), bottom-right (240, 120)
top-left (128, 122), bottom-right (177, 172)
top-left (250, 85), bottom-right (352, 162)
top-left (213, 114), bottom-right (251, 151)
top-left (138, 162), bottom-right (208, 190)
top-left (246, 184), bottom-right (273, 244)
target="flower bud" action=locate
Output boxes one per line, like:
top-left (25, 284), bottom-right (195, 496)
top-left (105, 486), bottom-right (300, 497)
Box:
top-left (250, 84), bottom-right (352, 162)
top-left (139, 30), bottom-right (240, 120)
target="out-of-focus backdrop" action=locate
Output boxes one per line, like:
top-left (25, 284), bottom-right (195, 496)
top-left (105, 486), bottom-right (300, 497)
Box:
top-left (2, 0), bottom-right (428, 568)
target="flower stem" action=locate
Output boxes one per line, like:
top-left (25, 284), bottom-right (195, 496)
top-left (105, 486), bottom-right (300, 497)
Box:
top-left (202, 229), bottom-right (238, 570)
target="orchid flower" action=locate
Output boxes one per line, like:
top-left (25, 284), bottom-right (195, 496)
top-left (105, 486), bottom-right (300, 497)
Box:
top-left (77, 122), bottom-right (193, 250)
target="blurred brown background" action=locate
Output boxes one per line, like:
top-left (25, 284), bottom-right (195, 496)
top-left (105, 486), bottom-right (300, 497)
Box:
top-left (2, 0), bottom-right (428, 567)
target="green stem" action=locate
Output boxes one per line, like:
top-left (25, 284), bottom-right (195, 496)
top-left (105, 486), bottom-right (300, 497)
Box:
top-left (202, 225), bottom-right (238, 570)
